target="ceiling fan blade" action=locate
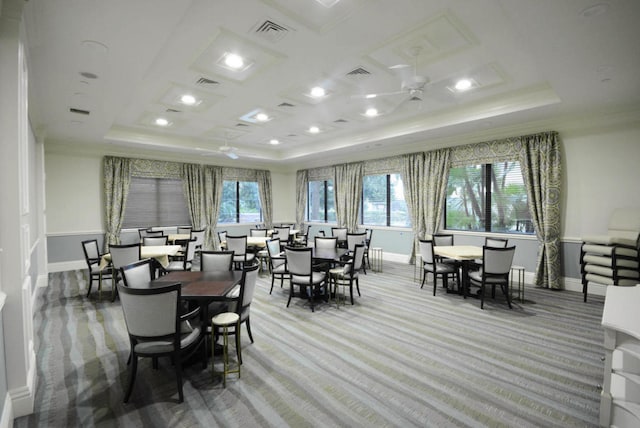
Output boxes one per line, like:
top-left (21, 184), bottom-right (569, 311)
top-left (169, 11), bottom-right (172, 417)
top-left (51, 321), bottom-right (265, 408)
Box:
top-left (351, 90), bottom-right (405, 99)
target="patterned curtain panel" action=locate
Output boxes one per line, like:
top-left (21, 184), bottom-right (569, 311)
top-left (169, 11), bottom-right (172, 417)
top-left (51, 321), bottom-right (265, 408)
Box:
top-left (334, 162), bottom-right (364, 232)
top-left (203, 165), bottom-right (223, 250)
top-left (423, 148), bottom-right (451, 238)
top-left (256, 170), bottom-right (273, 229)
top-left (401, 149), bottom-right (450, 263)
top-left (104, 156), bottom-right (132, 248)
top-left (182, 163), bottom-right (204, 229)
top-left (519, 131), bottom-right (562, 289)
top-left (402, 153), bottom-right (426, 263)
top-left (295, 169), bottom-right (308, 230)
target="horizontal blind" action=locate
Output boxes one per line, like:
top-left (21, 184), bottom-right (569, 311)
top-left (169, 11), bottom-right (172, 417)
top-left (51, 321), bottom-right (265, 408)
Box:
top-left (123, 177), bottom-right (191, 228)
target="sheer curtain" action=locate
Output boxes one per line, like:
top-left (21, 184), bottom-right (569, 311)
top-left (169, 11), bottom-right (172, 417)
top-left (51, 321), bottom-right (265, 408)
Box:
top-left (203, 165), bottom-right (223, 250)
top-left (182, 163), bottom-right (204, 229)
top-left (295, 169), bottom-right (308, 231)
top-left (401, 149), bottom-right (450, 263)
top-left (256, 170), bottom-right (273, 229)
top-left (520, 131), bottom-right (562, 289)
top-left (104, 156), bottom-right (132, 248)
top-left (334, 162), bottom-right (364, 232)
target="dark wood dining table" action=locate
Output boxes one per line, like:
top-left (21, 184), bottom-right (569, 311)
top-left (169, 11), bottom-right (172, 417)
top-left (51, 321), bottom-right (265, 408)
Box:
top-left (311, 247), bottom-right (349, 263)
top-left (149, 270), bottom-right (243, 327)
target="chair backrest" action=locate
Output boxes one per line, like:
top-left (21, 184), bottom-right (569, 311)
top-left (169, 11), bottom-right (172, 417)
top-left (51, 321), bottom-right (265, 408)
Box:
top-left (118, 283), bottom-right (180, 339)
top-left (200, 250), bottom-right (234, 272)
top-left (142, 236), bottom-right (168, 246)
top-left (285, 247), bottom-right (313, 277)
top-left (183, 238), bottom-right (197, 263)
top-left (315, 236), bottom-right (338, 249)
top-left (190, 229), bottom-right (205, 249)
top-left (226, 235), bottom-right (248, 256)
top-left (139, 229), bottom-right (163, 239)
top-left (317, 230), bottom-right (326, 237)
top-left (418, 239), bottom-right (435, 265)
top-left (266, 238), bottom-right (285, 268)
top-left (109, 243), bottom-right (141, 269)
top-left (347, 232), bottom-right (367, 252)
top-left (433, 234), bottom-right (454, 247)
top-left (365, 229), bottom-right (373, 246)
top-left (485, 237), bottom-right (508, 248)
top-left (331, 227), bottom-right (348, 241)
top-left (231, 264), bottom-right (260, 321)
top-left (121, 258), bottom-right (155, 288)
top-left (483, 246), bottom-right (516, 275)
top-left (342, 244), bottom-right (366, 277)
top-left (177, 226), bottom-right (192, 234)
top-left (217, 230), bottom-right (227, 247)
top-left (82, 239), bottom-right (100, 264)
top-left (250, 228), bottom-right (268, 237)
top-left (274, 227), bottom-right (290, 241)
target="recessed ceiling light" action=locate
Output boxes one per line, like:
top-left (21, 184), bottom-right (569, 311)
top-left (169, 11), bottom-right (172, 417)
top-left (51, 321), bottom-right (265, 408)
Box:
top-left (224, 53), bottom-right (244, 69)
top-left (365, 108), bottom-right (378, 117)
top-left (310, 86), bottom-right (326, 98)
top-left (79, 71), bottom-right (98, 79)
top-left (155, 118), bottom-right (169, 126)
top-left (269, 139), bottom-right (280, 145)
top-left (309, 126), bottom-right (320, 134)
top-left (256, 112), bottom-right (269, 122)
top-left (180, 94), bottom-right (197, 105)
top-left (455, 79), bottom-right (473, 91)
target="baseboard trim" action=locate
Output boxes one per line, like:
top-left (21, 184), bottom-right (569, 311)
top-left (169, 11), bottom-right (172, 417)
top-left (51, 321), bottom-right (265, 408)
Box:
top-left (48, 260), bottom-right (85, 273)
top-left (0, 394), bottom-right (13, 428)
top-left (8, 345), bottom-right (36, 419)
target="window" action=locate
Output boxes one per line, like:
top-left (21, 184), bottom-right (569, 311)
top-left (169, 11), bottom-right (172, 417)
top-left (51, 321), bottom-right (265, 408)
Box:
top-left (307, 180), bottom-right (336, 222)
top-left (361, 173), bottom-right (410, 227)
top-left (122, 177), bottom-right (191, 228)
top-left (445, 161), bottom-right (533, 233)
top-left (218, 181), bottom-right (262, 224)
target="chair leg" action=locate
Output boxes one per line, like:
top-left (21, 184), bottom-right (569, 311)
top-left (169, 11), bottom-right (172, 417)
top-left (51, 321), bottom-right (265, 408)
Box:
top-left (245, 317), bottom-right (254, 343)
top-left (87, 273), bottom-right (94, 297)
top-left (502, 283), bottom-right (512, 309)
top-left (124, 355), bottom-right (138, 403)
top-left (236, 324), bottom-right (243, 365)
top-left (174, 351), bottom-right (184, 403)
top-left (480, 283), bottom-right (485, 309)
top-left (420, 269), bottom-right (427, 288)
top-left (270, 276), bottom-right (275, 294)
top-left (355, 277), bottom-right (361, 297)
top-left (433, 275), bottom-right (437, 296)
top-left (286, 283), bottom-right (293, 307)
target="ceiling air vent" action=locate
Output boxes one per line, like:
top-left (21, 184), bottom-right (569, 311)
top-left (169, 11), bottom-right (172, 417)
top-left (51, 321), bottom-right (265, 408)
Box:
top-left (346, 67), bottom-right (371, 79)
top-left (235, 123), bottom-right (249, 127)
top-left (69, 107), bottom-right (90, 115)
top-left (166, 108), bottom-right (181, 113)
top-left (253, 19), bottom-right (292, 43)
top-left (277, 102), bottom-right (295, 108)
top-left (334, 118), bottom-right (348, 123)
top-left (196, 77), bottom-right (219, 86)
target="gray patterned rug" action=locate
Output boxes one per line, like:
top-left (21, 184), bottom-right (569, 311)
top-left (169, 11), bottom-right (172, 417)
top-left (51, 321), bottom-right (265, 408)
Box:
top-left (15, 262), bottom-right (604, 427)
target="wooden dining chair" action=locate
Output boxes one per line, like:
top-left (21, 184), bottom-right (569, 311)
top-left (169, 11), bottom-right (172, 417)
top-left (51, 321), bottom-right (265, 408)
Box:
top-left (200, 250), bottom-right (235, 272)
top-left (81, 239), bottom-right (113, 299)
top-left (225, 235), bottom-right (255, 269)
top-left (285, 246), bottom-right (328, 312)
top-left (142, 236), bottom-right (169, 246)
top-left (418, 239), bottom-right (459, 296)
top-left (469, 246), bottom-right (516, 309)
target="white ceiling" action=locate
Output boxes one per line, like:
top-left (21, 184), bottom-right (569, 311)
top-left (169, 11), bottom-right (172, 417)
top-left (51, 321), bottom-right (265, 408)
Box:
top-left (23, 0), bottom-right (640, 169)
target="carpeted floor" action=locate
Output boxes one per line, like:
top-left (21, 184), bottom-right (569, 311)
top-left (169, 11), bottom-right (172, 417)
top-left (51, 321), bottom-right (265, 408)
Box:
top-left (15, 261), bottom-right (605, 427)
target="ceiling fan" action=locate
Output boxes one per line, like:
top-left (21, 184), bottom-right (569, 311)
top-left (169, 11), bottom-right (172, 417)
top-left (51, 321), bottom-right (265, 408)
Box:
top-left (356, 47), bottom-right (430, 107)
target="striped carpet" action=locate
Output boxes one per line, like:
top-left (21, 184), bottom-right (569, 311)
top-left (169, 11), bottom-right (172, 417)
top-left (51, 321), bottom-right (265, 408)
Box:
top-left (15, 262), bottom-right (605, 427)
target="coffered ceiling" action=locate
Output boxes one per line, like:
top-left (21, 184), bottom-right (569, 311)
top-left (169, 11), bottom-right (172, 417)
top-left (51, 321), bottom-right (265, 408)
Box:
top-left (22, 0), bottom-right (640, 169)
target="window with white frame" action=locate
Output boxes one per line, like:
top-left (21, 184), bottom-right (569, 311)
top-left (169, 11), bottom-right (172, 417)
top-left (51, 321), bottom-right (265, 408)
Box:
top-left (445, 161), bottom-right (533, 234)
top-left (218, 180), bottom-right (262, 224)
top-left (307, 179), bottom-right (336, 222)
top-left (361, 173), bottom-right (410, 227)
